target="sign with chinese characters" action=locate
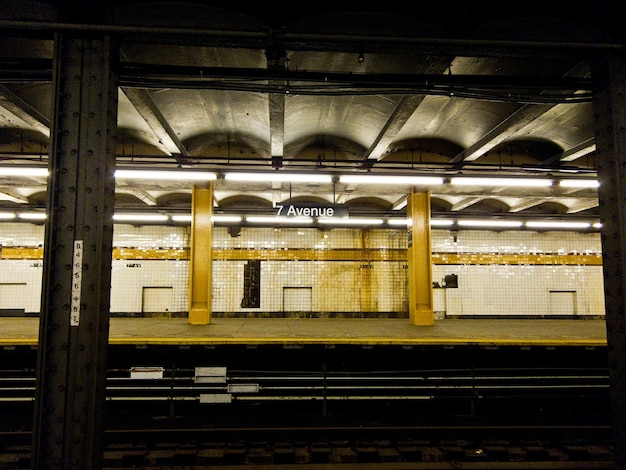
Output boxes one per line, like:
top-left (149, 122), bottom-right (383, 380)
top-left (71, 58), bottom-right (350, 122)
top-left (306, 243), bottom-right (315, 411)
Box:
top-left (70, 240), bottom-right (83, 327)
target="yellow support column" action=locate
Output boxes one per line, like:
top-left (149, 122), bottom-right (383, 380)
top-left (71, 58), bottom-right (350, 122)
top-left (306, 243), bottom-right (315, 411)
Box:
top-left (188, 182), bottom-right (213, 324)
top-left (406, 190), bottom-right (434, 325)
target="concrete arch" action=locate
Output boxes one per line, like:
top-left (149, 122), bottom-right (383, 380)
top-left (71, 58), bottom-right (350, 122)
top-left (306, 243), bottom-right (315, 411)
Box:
top-left (457, 198), bottom-right (511, 214)
top-left (344, 196), bottom-right (394, 212)
top-left (481, 139), bottom-right (565, 166)
top-left (284, 134), bottom-right (366, 163)
top-left (184, 133), bottom-right (270, 160)
top-left (381, 138), bottom-right (464, 164)
top-left (217, 194), bottom-right (273, 211)
top-left (430, 197), bottom-right (453, 213)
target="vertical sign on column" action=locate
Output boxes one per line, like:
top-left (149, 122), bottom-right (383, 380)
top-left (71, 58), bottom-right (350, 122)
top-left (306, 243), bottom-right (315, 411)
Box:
top-left (70, 240), bottom-right (84, 326)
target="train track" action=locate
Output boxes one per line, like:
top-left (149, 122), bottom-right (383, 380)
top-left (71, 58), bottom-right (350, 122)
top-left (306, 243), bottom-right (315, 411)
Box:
top-left (0, 423), bottom-right (616, 469)
top-left (0, 344), bottom-right (615, 467)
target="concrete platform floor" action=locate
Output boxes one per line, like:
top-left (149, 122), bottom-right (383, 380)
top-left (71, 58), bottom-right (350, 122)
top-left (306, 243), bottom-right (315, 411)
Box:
top-left (0, 316), bottom-right (608, 346)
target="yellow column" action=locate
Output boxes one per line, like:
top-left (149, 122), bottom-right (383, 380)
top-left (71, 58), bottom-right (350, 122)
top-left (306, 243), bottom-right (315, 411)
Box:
top-left (406, 190), bottom-right (434, 325)
top-left (188, 182), bottom-right (213, 324)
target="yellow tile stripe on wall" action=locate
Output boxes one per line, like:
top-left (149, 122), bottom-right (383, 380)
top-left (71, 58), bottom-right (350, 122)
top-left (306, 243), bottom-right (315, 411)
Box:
top-left (0, 247), bottom-right (44, 259)
top-left (2, 247), bottom-right (603, 266)
top-left (211, 248), bottom-right (406, 261)
top-left (431, 253), bottom-right (603, 265)
top-left (113, 248), bottom-right (189, 260)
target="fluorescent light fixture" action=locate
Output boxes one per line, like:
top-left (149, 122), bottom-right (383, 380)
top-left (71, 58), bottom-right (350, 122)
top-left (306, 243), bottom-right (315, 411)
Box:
top-left (113, 213), bottom-right (169, 222)
top-left (451, 177), bottom-right (552, 187)
top-left (212, 215), bottom-right (242, 223)
top-left (431, 219), bottom-right (455, 227)
top-left (558, 179), bottom-right (599, 188)
top-left (225, 172), bottom-right (332, 183)
top-left (171, 214), bottom-right (192, 222)
top-left (458, 219), bottom-right (523, 228)
top-left (390, 218), bottom-right (454, 227)
top-left (246, 216), bottom-right (313, 224)
top-left (593, 222), bottom-right (602, 229)
top-left (0, 212), bottom-right (16, 219)
top-left (115, 170), bottom-right (216, 181)
top-left (318, 217), bottom-right (384, 225)
top-left (18, 212), bottom-right (47, 220)
top-left (387, 218), bottom-right (409, 226)
top-left (525, 221), bottom-right (591, 229)
top-left (0, 167), bottom-right (48, 177)
top-left (339, 175), bottom-right (444, 185)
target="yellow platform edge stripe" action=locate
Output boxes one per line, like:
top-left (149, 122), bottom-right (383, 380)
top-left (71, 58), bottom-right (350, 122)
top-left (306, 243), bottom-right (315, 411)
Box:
top-left (1, 338), bottom-right (607, 347)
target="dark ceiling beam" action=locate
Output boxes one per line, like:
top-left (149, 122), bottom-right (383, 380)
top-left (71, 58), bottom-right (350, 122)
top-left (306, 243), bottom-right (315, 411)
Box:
top-left (0, 188), bottom-right (29, 203)
top-left (266, 47), bottom-right (286, 160)
top-left (0, 59), bottom-right (592, 100)
top-left (121, 87), bottom-right (190, 160)
top-left (449, 102), bottom-right (556, 165)
top-left (118, 63), bottom-right (592, 93)
top-left (0, 84), bottom-right (50, 138)
top-left (1, 18), bottom-right (622, 57)
top-left (509, 197), bottom-right (550, 212)
top-left (449, 62), bottom-right (593, 166)
top-left (540, 137), bottom-right (596, 165)
top-left (363, 56), bottom-right (454, 162)
top-left (566, 199), bottom-right (598, 213)
top-left (362, 94), bottom-right (428, 161)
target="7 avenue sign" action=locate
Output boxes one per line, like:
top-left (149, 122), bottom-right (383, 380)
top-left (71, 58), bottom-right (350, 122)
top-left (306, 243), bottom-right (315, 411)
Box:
top-left (275, 203), bottom-right (349, 218)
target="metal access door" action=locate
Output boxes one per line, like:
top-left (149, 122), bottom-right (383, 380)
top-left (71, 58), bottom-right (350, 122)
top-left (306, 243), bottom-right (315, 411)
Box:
top-left (549, 290), bottom-right (577, 316)
top-left (0, 283), bottom-right (27, 315)
top-left (142, 286), bottom-right (173, 315)
top-left (283, 287), bottom-right (312, 316)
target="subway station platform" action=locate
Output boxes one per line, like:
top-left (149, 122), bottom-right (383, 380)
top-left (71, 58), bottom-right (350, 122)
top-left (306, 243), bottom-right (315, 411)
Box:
top-left (0, 316), bottom-right (608, 347)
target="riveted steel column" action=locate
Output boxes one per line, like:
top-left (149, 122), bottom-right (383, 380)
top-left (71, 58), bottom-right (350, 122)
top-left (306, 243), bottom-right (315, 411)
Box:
top-left (592, 54), bottom-right (626, 470)
top-left (188, 182), bottom-right (214, 324)
top-left (31, 34), bottom-right (118, 470)
top-left (406, 190), bottom-right (434, 325)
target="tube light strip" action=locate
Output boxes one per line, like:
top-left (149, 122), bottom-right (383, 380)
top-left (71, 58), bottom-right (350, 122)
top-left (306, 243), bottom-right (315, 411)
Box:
top-left (458, 219), bottom-right (523, 228)
top-left (525, 221), bottom-right (591, 229)
top-left (390, 218), bottom-right (455, 227)
top-left (3, 210), bottom-right (601, 231)
top-left (558, 179), bottom-right (599, 188)
top-left (451, 177), bottom-right (553, 187)
top-left (113, 214), bottom-right (169, 222)
top-left (430, 219), bottom-right (455, 227)
top-left (246, 216), bottom-right (314, 224)
top-left (339, 175), bottom-right (444, 185)
top-left (18, 212), bottom-right (46, 220)
top-left (0, 167), bottom-right (48, 177)
top-left (115, 170), bottom-right (217, 181)
top-left (225, 172), bottom-right (332, 183)
top-left (318, 217), bottom-right (384, 225)
top-left (387, 218), bottom-right (409, 226)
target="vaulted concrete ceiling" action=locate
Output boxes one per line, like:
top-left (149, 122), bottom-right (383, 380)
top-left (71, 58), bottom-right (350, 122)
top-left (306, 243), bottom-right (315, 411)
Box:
top-left (0, 0), bottom-right (621, 224)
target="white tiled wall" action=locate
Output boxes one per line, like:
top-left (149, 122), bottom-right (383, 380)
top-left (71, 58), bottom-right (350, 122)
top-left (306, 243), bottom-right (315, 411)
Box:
top-left (432, 230), bottom-right (602, 255)
top-left (0, 223), bottom-right (605, 317)
top-left (0, 260), bottom-right (43, 313)
top-left (434, 264), bottom-right (605, 316)
top-left (0, 224), bottom-right (44, 314)
top-left (431, 230), bottom-right (604, 316)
